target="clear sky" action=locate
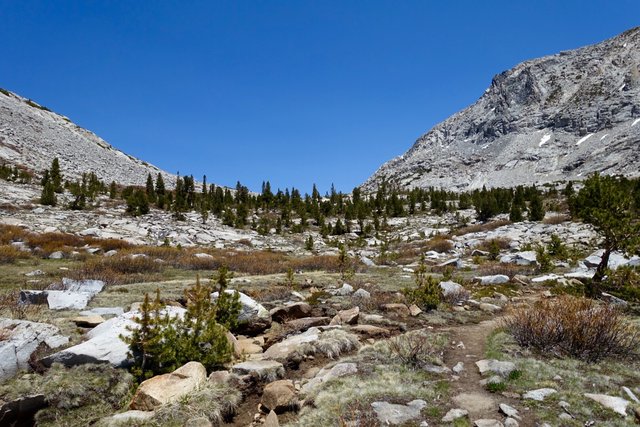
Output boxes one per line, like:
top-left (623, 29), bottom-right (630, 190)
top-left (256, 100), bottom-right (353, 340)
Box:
top-left (1, 1), bottom-right (638, 193)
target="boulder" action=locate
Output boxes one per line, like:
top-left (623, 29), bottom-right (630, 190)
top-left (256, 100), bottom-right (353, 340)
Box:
top-left (79, 307), bottom-right (125, 317)
top-left (0, 394), bottom-right (46, 426)
top-left (263, 328), bottom-right (321, 361)
top-left (211, 291), bottom-right (271, 335)
top-left (336, 307), bottom-right (360, 325)
top-left (352, 288), bottom-right (371, 299)
top-left (523, 388), bottom-right (556, 401)
top-left (474, 420), bottom-right (504, 427)
top-left (269, 302), bottom-right (312, 323)
top-left (584, 393), bottom-right (630, 416)
top-left (285, 317), bottom-right (330, 331)
top-left (301, 362), bottom-right (358, 394)
top-left (370, 399), bottom-right (426, 425)
top-left (475, 360), bottom-right (516, 377)
top-left (0, 318), bottom-right (67, 382)
top-left (336, 283), bottom-right (354, 296)
top-left (261, 379), bottom-right (297, 413)
top-left (475, 275), bottom-right (510, 285)
top-left (42, 306), bottom-right (185, 367)
top-left (442, 408), bottom-right (469, 422)
top-left (231, 360), bottom-right (284, 381)
top-left (129, 362), bottom-right (207, 411)
top-left (500, 251), bottom-right (537, 266)
top-left (440, 281), bottom-right (464, 296)
top-left (71, 315), bottom-right (105, 327)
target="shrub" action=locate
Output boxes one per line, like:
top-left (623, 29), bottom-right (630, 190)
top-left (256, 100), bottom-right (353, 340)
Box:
top-left (423, 235), bottom-right (453, 253)
top-left (0, 290), bottom-right (43, 319)
top-left (0, 244), bottom-right (30, 263)
top-left (503, 295), bottom-right (639, 362)
top-left (388, 329), bottom-right (445, 369)
top-left (535, 245), bottom-right (553, 273)
top-left (547, 234), bottom-right (568, 260)
top-left (123, 270), bottom-right (240, 380)
top-left (402, 255), bottom-right (441, 310)
top-left (602, 266), bottom-right (640, 302)
top-left (71, 255), bottom-right (163, 285)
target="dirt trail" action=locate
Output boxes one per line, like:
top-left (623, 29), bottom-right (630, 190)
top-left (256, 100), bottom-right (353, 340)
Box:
top-left (443, 318), bottom-right (533, 426)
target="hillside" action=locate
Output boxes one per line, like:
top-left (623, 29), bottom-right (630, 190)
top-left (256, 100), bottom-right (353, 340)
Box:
top-left (0, 88), bottom-right (175, 187)
top-left (363, 27), bottom-right (640, 191)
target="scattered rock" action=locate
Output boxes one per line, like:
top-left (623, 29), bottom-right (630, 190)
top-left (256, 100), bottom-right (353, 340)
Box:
top-left (440, 281), bottom-right (464, 296)
top-left (499, 403), bottom-right (520, 420)
top-left (352, 288), bottom-right (371, 299)
top-left (500, 251), bottom-right (537, 266)
top-left (408, 304), bottom-right (422, 316)
top-left (0, 318), bottom-right (67, 382)
top-left (622, 386), bottom-right (639, 403)
top-left (48, 251), bottom-right (64, 259)
top-left (211, 291), bottom-right (271, 335)
top-left (184, 417), bottom-right (213, 427)
top-left (442, 408), bottom-right (468, 422)
top-left (231, 360), bottom-right (285, 381)
top-left (584, 393), bottom-right (630, 416)
top-left (129, 361), bottom-right (207, 411)
top-left (24, 270), bottom-right (45, 277)
top-left (302, 363), bottom-right (358, 394)
top-left (263, 328), bottom-right (321, 361)
top-left (336, 306), bottom-right (360, 325)
top-left (270, 302), bottom-right (312, 323)
top-left (284, 317), bottom-right (330, 331)
top-left (261, 380), bottom-right (298, 413)
top-left (349, 324), bottom-right (391, 338)
top-left (479, 303), bottom-right (502, 313)
top-left (193, 252), bottom-right (213, 259)
top-left (523, 388), bottom-right (557, 401)
top-left (452, 362), bottom-right (465, 374)
top-left (476, 360), bottom-right (517, 377)
top-left (336, 283), bottom-right (354, 296)
top-left (371, 399), bottom-right (426, 425)
top-left (71, 315), bottom-right (105, 327)
top-left (474, 420), bottom-right (504, 427)
top-left (475, 275), bottom-right (510, 285)
top-left (0, 394), bottom-right (46, 426)
top-left (264, 410), bottom-right (279, 427)
top-left (504, 418), bottom-right (519, 427)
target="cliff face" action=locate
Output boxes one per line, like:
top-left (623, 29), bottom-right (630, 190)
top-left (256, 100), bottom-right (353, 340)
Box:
top-left (363, 27), bottom-right (640, 191)
top-left (0, 88), bottom-right (175, 186)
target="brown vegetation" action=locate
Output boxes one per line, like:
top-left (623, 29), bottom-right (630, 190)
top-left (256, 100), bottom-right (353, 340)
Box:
top-left (452, 219), bottom-right (511, 236)
top-left (504, 295), bottom-right (639, 362)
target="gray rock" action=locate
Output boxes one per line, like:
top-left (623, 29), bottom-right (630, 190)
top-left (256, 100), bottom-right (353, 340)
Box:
top-left (363, 28), bottom-right (640, 192)
top-left (584, 393), bottom-right (630, 416)
top-left (476, 359), bottom-right (517, 377)
top-left (336, 283), bottom-right (354, 296)
top-left (504, 418), bottom-right (519, 427)
top-left (371, 399), bottom-right (427, 425)
top-left (231, 360), bottom-right (285, 381)
top-left (442, 408), bottom-right (468, 422)
top-left (263, 328), bottom-right (321, 362)
top-left (523, 388), bottom-right (557, 401)
top-left (301, 362), bottom-right (358, 394)
top-left (352, 288), bottom-right (371, 299)
top-left (440, 281), bottom-right (464, 296)
top-left (211, 290), bottom-right (271, 335)
top-left (500, 251), bottom-right (537, 266)
top-left (452, 361), bottom-right (465, 374)
top-left (475, 275), bottom-right (510, 285)
top-left (499, 403), bottom-right (520, 419)
top-left (269, 302), bottom-right (312, 323)
top-left (474, 420), bottom-right (503, 427)
top-left (48, 251), bottom-right (64, 259)
top-left (0, 318), bottom-right (67, 382)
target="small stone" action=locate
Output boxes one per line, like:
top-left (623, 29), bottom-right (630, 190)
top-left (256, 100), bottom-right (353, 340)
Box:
top-left (264, 410), bottom-right (279, 427)
top-left (442, 408), bottom-right (468, 422)
top-left (503, 418), bottom-right (519, 427)
top-left (523, 388), bottom-right (557, 401)
top-left (474, 419), bottom-right (503, 427)
top-left (453, 362), bottom-right (464, 374)
top-left (70, 315), bottom-right (105, 328)
top-left (408, 304), bottom-right (422, 317)
top-left (352, 288), bottom-right (371, 299)
top-left (499, 403), bottom-right (520, 420)
top-left (584, 393), bottom-right (630, 416)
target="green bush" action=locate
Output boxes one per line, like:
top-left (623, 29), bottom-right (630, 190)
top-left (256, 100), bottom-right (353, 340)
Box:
top-left (402, 255), bottom-right (441, 310)
top-left (122, 267), bottom-right (241, 380)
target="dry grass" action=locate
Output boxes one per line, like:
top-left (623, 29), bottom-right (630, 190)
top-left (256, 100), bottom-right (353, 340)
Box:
top-left (452, 219), bottom-right (511, 236)
top-left (476, 262), bottom-right (530, 277)
top-left (423, 235), bottom-right (454, 253)
top-left (478, 237), bottom-right (511, 251)
top-left (69, 255), bottom-right (164, 286)
top-left (503, 295), bottom-right (640, 362)
top-left (0, 244), bottom-right (31, 263)
top-left (0, 290), bottom-right (44, 319)
top-left (388, 329), bottom-right (446, 369)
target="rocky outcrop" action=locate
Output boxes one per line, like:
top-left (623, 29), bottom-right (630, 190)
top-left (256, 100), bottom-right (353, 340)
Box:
top-left (0, 318), bottom-right (68, 382)
top-left (364, 27), bottom-right (640, 191)
top-left (129, 362), bottom-right (207, 411)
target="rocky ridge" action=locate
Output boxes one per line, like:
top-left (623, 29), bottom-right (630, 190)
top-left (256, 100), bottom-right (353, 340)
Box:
top-left (0, 88), bottom-right (177, 187)
top-left (364, 27), bottom-right (640, 191)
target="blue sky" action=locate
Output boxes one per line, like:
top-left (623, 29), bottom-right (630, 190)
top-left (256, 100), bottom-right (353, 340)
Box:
top-left (1, 1), bottom-right (638, 193)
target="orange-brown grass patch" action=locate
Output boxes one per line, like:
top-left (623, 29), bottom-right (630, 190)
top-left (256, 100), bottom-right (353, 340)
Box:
top-left (290, 255), bottom-right (340, 273)
top-left (0, 224), bottom-right (29, 245)
top-left (70, 255), bottom-right (164, 285)
top-left (503, 295), bottom-right (639, 362)
top-left (0, 245), bottom-right (31, 264)
top-left (478, 237), bottom-right (512, 251)
top-left (452, 219), bottom-right (511, 236)
top-left (543, 214), bottom-right (570, 225)
top-left (423, 235), bottom-right (454, 253)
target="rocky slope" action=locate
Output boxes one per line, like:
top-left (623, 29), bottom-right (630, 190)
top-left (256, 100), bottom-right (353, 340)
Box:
top-left (363, 27), bottom-right (640, 191)
top-left (0, 88), bottom-right (176, 186)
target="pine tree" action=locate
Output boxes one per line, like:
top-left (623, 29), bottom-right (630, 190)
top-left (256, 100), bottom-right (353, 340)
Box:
top-left (155, 173), bottom-right (166, 209)
top-left (109, 181), bottom-right (118, 199)
top-left (528, 190), bottom-right (545, 221)
top-left (145, 173), bottom-right (156, 204)
top-left (50, 157), bottom-right (63, 193)
top-left (40, 169), bottom-right (57, 206)
top-left (509, 201), bottom-right (524, 222)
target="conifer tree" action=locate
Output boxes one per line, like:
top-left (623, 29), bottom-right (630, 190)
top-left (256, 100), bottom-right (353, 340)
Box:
top-left (50, 157), bottom-right (63, 193)
top-left (155, 173), bottom-right (166, 209)
top-left (528, 190), bottom-right (545, 221)
top-left (145, 173), bottom-right (156, 204)
top-left (40, 169), bottom-right (57, 206)
top-left (109, 181), bottom-right (117, 199)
